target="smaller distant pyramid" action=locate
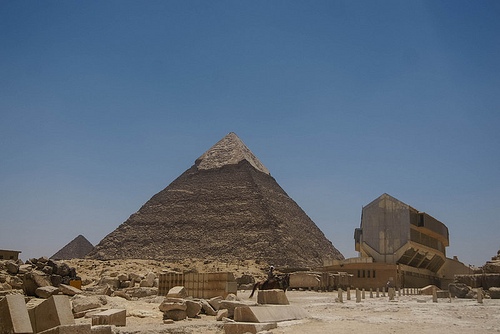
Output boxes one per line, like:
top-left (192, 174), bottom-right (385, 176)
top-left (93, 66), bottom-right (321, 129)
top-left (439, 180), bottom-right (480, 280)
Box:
top-left (51, 235), bottom-right (94, 260)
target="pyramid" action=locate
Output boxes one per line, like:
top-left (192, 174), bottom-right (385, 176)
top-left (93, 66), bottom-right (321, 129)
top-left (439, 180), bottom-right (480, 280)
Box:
top-left (87, 132), bottom-right (344, 268)
top-left (51, 235), bottom-right (94, 260)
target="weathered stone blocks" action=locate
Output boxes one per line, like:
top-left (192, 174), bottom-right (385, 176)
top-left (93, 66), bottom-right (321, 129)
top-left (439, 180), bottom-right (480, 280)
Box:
top-left (223, 322), bottom-right (277, 334)
top-left (30, 295), bottom-right (75, 333)
top-left (0, 294), bottom-right (34, 334)
top-left (257, 289), bottom-right (289, 305)
top-left (234, 305), bottom-right (308, 323)
top-left (167, 286), bottom-right (187, 298)
top-left (37, 324), bottom-right (90, 334)
top-left (91, 309), bottom-right (126, 326)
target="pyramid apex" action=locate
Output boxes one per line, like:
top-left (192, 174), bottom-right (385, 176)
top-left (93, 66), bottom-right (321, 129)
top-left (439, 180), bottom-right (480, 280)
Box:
top-left (195, 132), bottom-right (270, 175)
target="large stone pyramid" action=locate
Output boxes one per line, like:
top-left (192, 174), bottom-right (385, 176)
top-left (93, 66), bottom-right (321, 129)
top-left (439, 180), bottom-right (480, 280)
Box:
top-left (88, 132), bottom-right (343, 268)
top-left (51, 234), bottom-right (94, 260)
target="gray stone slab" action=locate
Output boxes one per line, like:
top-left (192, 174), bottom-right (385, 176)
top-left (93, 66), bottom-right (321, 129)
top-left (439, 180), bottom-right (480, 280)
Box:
top-left (223, 322), bottom-right (277, 334)
top-left (234, 305), bottom-right (308, 323)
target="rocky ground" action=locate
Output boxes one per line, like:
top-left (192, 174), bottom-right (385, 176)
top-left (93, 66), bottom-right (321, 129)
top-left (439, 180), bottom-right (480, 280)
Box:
top-left (3, 258), bottom-right (500, 333)
top-left (68, 259), bottom-right (500, 333)
top-left (69, 289), bottom-right (500, 334)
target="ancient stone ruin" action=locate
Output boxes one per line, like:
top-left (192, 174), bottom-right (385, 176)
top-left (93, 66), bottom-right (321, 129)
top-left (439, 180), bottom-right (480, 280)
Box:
top-left (88, 132), bottom-right (344, 268)
top-left (452, 249), bottom-right (500, 299)
top-left (0, 256), bottom-right (81, 298)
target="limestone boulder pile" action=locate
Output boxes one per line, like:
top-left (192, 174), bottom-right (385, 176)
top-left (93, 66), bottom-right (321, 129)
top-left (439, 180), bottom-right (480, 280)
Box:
top-left (86, 270), bottom-right (159, 300)
top-left (0, 256), bottom-right (81, 298)
top-left (159, 286), bottom-right (255, 322)
top-left (454, 249), bottom-right (500, 296)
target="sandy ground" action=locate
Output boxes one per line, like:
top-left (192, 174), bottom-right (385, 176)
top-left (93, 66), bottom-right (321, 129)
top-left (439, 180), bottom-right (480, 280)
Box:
top-left (60, 259), bottom-right (500, 333)
top-left (73, 289), bottom-right (500, 334)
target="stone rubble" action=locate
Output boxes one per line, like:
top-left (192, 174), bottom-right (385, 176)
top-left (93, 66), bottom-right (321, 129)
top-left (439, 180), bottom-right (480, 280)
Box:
top-left (453, 249), bottom-right (500, 299)
top-left (0, 257), bottom-right (81, 298)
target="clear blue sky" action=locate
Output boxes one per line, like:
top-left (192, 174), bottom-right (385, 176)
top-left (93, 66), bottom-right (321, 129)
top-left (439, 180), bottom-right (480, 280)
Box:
top-left (1, 1), bottom-right (499, 266)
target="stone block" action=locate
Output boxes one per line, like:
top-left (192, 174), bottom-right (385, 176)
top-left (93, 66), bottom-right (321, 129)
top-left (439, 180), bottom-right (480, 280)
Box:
top-left (91, 309), bottom-right (126, 326)
top-left (23, 271), bottom-right (52, 296)
top-left (257, 289), bottom-right (289, 305)
top-left (37, 324), bottom-right (90, 334)
top-left (139, 272), bottom-right (156, 288)
top-left (420, 285), bottom-right (439, 295)
top-left (58, 284), bottom-right (81, 296)
top-left (159, 298), bottom-right (186, 312)
top-left (167, 286), bottom-right (187, 298)
top-left (163, 309), bottom-right (187, 321)
top-left (0, 294), bottom-right (34, 333)
top-left (223, 322), bottom-right (277, 334)
top-left (97, 277), bottom-right (119, 290)
top-left (216, 309), bottom-right (228, 321)
top-left (208, 296), bottom-right (223, 310)
top-left (35, 286), bottom-right (60, 299)
top-left (90, 325), bottom-right (112, 334)
top-left (32, 295), bottom-right (74, 333)
top-left (72, 296), bottom-right (106, 313)
top-left (185, 300), bottom-right (202, 318)
top-left (201, 299), bottom-right (217, 316)
top-left (117, 273), bottom-right (129, 281)
top-left (489, 287), bottom-right (500, 299)
top-left (219, 300), bottom-right (249, 318)
top-left (234, 305), bottom-right (309, 323)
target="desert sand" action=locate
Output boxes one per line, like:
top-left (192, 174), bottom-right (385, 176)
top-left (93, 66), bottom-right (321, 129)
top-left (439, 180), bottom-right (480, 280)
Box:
top-left (63, 259), bottom-right (500, 334)
top-left (71, 289), bottom-right (500, 333)
top-left (52, 260), bottom-right (500, 334)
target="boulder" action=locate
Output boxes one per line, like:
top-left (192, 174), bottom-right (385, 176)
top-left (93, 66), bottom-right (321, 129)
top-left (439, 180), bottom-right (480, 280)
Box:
top-left (23, 270), bottom-right (52, 296)
top-left (167, 286), bottom-right (187, 298)
top-left (117, 273), bottom-right (129, 281)
top-left (42, 265), bottom-right (53, 275)
top-left (18, 264), bottom-right (32, 274)
top-left (6, 261), bottom-right (19, 275)
top-left (72, 295), bottom-right (107, 313)
top-left (208, 296), bottom-right (223, 311)
top-left (126, 287), bottom-right (157, 298)
top-left (225, 293), bottom-right (239, 301)
top-left (185, 300), bottom-right (202, 318)
top-left (51, 275), bottom-right (63, 286)
top-left (59, 284), bottom-right (82, 296)
top-left (449, 283), bottom-right (473, 298)
top-left (7, 275), bottom-right (23, 290)
top-left (219, 300), bottom-right (250, 318)
top-left (216, 309), bottom-right (228, 321)
top-left (483, 261), bottom-right (500, 274)
top-left (163, 309), bottom-right (187, 321)
top-left (112, 290), bottom-right (131, 300)
top-left (489, 287), bottom-right (500, 299)
top-left (482, 274), bottom-right (500, 289)
top-left (201, 299), bottom-right (217, 316)
top-left (98, 277), bottom-right (120, 289)
top-left (129, 273), bottom-right (143, 283)
top-left (0, 282), bottom-right (12, 291)
top-left (139, 272), bottom-right (156, 287)
top-left (52, 262), bottom-right (71, 277)
top-left (35, 286), bottom-right (60, 298)
top-left (159, 298), bottom-right (186, 312)
top-left (257, 289), bottom-right (289, 305)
